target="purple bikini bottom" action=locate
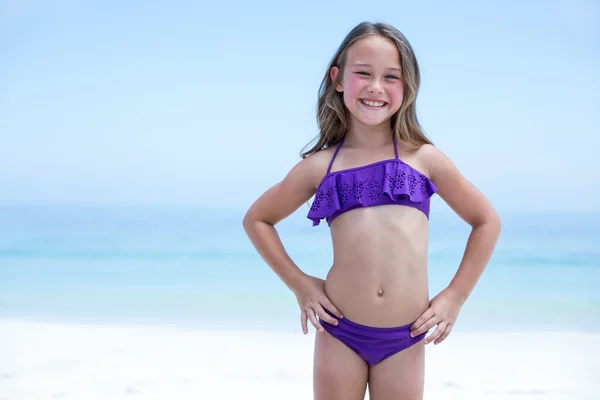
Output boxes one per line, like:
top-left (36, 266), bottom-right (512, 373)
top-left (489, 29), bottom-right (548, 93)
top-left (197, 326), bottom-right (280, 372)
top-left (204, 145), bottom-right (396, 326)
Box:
top-left (320, 309), bottom-right (427, 366)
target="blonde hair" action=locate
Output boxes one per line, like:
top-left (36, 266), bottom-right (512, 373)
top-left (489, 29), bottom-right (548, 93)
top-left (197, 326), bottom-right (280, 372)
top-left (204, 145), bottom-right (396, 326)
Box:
top-left (301, 22), bottom-right (433, 158)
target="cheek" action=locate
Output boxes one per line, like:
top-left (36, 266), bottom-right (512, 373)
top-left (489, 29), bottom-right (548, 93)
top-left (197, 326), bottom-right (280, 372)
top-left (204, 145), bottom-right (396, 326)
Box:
top-left (388, 83), bottom-right (404, 108)
top-left (342, 75), bottom-right (365, 99)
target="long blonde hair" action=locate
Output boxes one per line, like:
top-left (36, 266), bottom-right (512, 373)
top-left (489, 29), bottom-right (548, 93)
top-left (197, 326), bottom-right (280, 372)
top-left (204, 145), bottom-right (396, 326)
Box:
top-left (301, 22), bottom-right (433, 158)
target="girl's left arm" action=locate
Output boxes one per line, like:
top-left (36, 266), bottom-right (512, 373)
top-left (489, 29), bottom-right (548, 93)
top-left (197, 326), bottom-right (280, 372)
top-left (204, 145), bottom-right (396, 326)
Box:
top-left (410, 144), bottom-right (502, 344)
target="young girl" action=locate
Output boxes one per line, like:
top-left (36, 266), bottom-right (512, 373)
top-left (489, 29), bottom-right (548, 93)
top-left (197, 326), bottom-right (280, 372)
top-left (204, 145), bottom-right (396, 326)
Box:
top-left (243, 22), bottom-right (501, 400)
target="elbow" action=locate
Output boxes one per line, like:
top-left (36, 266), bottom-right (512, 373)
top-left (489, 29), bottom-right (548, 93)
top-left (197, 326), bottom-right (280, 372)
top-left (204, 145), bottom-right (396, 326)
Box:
top-left (471, 208), bottom-right (502, 235)
top-left (484, 210), bottom-right (502, 237)
top-left (242, 209), bottom-right (255, 234)
top-left (495, 214), bottom-right (503, 237)
top-left (242, 206), bottom-right (270, 234)
top-left (491, 208), bottom-right (502, 230)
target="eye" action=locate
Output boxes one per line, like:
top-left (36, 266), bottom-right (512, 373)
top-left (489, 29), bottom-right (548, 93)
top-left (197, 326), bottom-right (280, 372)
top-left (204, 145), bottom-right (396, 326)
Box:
top-left (386, 75), bottom-right (400, 80)
top-left (355, 71), bottom-right (370, 76)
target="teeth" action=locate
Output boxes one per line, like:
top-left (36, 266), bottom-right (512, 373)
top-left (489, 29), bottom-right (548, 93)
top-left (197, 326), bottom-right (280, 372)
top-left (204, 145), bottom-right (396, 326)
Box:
top-left (362, 99), bottom-right (385, 107)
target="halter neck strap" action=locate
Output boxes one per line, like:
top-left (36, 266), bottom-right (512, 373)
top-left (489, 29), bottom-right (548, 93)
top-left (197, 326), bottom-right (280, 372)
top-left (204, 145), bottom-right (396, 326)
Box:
top-left (327, 136), bottom-right (345, 174)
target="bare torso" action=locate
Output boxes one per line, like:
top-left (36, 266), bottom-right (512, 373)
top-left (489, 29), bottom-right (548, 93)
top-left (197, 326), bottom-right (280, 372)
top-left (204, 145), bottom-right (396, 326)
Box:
top-left (325, 206), bottom-right (430, 327)
top-left (319, 142), bottom-right (431, 327)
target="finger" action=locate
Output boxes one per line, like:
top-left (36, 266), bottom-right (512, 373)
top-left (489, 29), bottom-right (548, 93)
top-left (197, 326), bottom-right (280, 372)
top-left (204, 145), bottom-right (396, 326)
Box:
top-left (411, 315), bottom-right (439, 337)
top-left (314, 303), bottom-right (338, 326)
top-left (306, 307), bottom-right (324, 333)
top-left (301, 309), bottom-right (308, 334)
top-left (411, 307), bottom-right (435, 331)
top-left (434, 324), bottom-right (452, 345)
top-left (424, 322), bottom-right (446, 345)
top-left (321, 299), bottom-right (344, 319)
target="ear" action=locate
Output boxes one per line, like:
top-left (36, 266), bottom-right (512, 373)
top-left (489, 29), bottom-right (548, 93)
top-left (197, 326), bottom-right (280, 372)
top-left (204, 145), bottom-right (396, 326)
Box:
top-left (330, 66), bottom-right (343, 92)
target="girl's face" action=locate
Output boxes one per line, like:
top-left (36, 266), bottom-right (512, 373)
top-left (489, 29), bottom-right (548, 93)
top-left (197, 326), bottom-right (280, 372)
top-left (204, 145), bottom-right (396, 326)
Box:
top-left (331, 35), bottom-right (404, 129)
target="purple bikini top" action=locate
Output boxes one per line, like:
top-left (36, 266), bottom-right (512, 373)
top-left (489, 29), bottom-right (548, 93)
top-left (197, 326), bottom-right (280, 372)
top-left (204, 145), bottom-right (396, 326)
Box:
top-left (307, 135), bottom-right (438, 227)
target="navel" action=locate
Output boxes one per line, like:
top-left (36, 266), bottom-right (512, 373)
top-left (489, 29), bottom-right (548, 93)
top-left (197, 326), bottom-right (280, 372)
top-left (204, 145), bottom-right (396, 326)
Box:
top-left (377, 287), bottom-right (384, 297)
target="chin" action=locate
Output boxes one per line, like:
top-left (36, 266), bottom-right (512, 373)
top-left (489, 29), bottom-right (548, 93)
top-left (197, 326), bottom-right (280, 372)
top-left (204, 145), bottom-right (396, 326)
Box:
top-left (352, 114), bottom-right (392, 127)
top-left (364, 118), bottom-right (389, 126)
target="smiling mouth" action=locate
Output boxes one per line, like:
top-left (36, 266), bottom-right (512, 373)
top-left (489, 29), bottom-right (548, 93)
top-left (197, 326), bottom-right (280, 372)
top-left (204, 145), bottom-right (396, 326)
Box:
top-left (360, 99), bottom-right (387, 108)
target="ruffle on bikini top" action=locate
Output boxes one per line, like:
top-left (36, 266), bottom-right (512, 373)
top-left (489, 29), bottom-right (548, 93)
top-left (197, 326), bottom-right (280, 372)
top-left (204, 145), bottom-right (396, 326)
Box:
top-left (307, 159), bottom-right (438, 227)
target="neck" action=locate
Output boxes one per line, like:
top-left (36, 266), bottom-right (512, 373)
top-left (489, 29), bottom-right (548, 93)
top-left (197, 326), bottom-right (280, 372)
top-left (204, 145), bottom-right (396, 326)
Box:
top-left (345, 118), bottom-right (394, 149)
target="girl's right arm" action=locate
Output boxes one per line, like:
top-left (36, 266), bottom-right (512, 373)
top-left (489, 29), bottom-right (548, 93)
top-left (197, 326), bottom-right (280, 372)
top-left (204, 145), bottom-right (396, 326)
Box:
top-left (242, 154), bottom-right (343, 334)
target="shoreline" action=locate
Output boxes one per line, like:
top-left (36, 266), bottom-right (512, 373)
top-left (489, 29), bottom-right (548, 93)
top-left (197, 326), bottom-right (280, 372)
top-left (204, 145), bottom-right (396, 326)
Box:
top-left (1, 314), bottom-right (598, 335)
top-left (2, 318), bottom-right (599, 400)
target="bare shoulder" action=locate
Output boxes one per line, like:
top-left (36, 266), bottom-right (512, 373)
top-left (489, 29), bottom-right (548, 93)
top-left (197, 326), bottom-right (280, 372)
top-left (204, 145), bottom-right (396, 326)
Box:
top-left (416, 143), bottom-right (465, 191)
top-left (300, 146), bottom-right (336, 186)
top-left (417, 143), bottom-right (500, 226)
top-left (243, 147), bottom-right (334, 225)
top-left (416, 143), bottom-right (450, 178)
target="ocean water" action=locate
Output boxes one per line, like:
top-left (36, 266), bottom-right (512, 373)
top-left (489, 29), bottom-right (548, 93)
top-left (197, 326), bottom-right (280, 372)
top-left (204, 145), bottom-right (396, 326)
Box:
top-left (0, 204), bottom-right (598, 333)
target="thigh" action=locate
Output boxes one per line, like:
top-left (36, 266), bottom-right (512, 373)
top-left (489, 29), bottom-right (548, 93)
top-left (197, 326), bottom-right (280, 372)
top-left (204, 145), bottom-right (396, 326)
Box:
top-left (313, 330), bottom-right (369, 400)
top-left (367, 341), bottom-right (425, 400)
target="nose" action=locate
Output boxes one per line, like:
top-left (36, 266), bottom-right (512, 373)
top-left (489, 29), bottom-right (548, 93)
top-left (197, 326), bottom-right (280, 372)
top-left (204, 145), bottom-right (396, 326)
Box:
top-left (368, 79), bottom-right (383, 94)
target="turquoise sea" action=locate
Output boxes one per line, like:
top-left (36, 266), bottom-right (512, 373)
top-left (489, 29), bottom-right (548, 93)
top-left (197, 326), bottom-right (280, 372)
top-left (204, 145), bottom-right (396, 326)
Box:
top-left (1, 204), bottom-right (598, 333)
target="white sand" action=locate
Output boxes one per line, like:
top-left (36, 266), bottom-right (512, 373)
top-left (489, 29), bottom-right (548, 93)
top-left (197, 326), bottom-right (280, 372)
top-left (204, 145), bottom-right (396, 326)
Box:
top-left (1, 319), bottom-right (599, 400)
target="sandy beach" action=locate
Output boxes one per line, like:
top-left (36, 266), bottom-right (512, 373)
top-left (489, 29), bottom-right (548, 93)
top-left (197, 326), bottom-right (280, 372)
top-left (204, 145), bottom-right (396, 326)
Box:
top-left (1, 319), bottom-right (598, 400)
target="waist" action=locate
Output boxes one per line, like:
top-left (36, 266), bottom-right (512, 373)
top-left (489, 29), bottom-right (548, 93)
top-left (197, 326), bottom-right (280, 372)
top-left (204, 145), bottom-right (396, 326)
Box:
top-left (324, 259), bottom-right (429, 327)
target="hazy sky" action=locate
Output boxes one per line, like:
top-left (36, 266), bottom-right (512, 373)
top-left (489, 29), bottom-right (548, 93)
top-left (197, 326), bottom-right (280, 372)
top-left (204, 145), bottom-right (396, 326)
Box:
top-left (1, 0), bottom-right (599, 212)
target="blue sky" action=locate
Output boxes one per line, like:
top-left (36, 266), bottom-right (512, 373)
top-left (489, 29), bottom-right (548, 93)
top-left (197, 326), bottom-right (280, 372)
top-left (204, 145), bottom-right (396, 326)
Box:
top-left (1, 0), bottom-right (598, 212)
